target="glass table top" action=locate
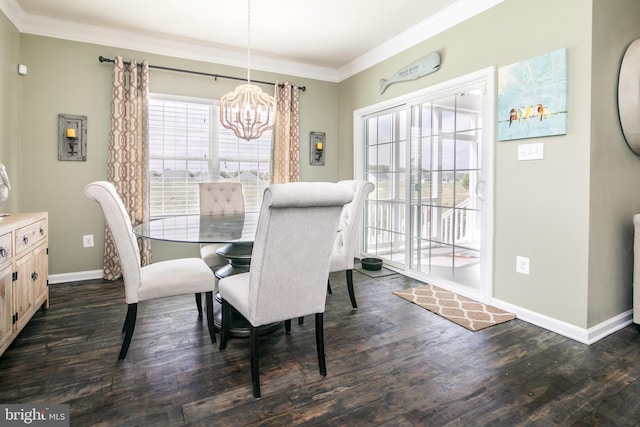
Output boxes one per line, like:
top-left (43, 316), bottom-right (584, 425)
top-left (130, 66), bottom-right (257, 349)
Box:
top-left (133, 212), bottom-right (259, 244)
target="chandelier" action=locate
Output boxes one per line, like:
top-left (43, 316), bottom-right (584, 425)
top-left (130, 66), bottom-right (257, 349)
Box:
top-left (220, 0), bottom-right (276, 140)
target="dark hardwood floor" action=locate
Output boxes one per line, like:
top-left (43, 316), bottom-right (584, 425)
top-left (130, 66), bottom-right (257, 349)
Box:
top-left (1, 269), bottom-right (640, 426)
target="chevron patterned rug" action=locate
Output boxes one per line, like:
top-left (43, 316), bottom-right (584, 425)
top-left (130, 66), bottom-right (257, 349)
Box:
top-left (393, 284), bottom-right (516, 332)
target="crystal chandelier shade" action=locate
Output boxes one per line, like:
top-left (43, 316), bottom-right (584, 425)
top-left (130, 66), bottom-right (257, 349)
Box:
top-left (219, 0), bottom-right (276, 141)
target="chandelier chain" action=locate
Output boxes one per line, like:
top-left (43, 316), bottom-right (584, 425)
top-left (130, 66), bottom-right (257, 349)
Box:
top-left (247, 0), bottom-right (251, 84)
top-left (219, 0), bottom-right (276, 141)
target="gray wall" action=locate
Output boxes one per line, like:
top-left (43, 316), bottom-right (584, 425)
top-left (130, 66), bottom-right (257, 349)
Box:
top-left (0, 11), bottom-right (20, 214)
top-left (588, 0), bottom-right (640, 326)
top-left (337, 0), bottom-right (640, 330)
top-left (14, 35), bottom-right (339, 273)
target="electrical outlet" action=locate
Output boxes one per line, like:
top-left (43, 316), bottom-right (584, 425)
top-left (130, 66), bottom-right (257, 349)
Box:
top-left (516, 256), bottom-right (530, 275)
top-left (83, 234), bottom-right (94, 248)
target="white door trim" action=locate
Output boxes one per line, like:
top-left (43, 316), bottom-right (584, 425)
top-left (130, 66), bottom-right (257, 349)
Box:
top-left (353, 66), bottom-right (496, 302)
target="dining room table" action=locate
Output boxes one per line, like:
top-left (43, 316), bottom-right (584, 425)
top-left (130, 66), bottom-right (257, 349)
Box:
top-left (133, 211), bottom-right (259, 276)
top-left (132, 211), bottom-right (258, 247)
top-left (133, 211), bottom-right (281, 337)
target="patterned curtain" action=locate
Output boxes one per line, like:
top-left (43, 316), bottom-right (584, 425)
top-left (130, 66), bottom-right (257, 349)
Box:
top-left (271, 83), bottom-right (300, 184)
top-left (103, 56), bottom-right (151, 280)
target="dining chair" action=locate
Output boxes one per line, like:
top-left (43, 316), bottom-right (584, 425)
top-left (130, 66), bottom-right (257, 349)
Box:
top-left (328, 180), bottom-right (375, 309)
top-left (84, 181), bottom-right (217, 360)
top-left (218, 182), bottom-right (354, 398)
top-left (196, 181), bottom-right (245, 313)
top-left (198, 182), bottom-right (245, 268)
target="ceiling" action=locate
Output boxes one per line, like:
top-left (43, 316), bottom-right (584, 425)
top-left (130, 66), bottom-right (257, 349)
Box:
top-left (1, 0), bottom-right (503, 81)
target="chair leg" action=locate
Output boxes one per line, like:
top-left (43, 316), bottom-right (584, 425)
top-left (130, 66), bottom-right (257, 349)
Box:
top-left (284, 319), bottom-right (291, 333)
top-left (219, 298), bottom-right (231, 351)
top-left (315, 313), bottom-right (327, 376)
top-left (346, 269), bottom-right (357, 309)
top-left (205, 291), bottom-right (216, 343)
top-left (195, 293), bottom-right (203, 317)
top-left (119, 303), bottom-right (138, 360)
top-left (327, 278), bottom-right (332, 294)
top-left (250, 326), bottom-right (261, 398)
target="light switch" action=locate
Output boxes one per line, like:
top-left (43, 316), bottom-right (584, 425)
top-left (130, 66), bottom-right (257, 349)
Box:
top-left (518, 142), bottom-right (544, 161)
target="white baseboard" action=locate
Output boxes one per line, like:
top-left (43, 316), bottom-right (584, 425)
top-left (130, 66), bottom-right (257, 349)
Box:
top-left (50, 268), bottom-right (633, 345)
top-left (384, 265), bottom-right (634, 344)
top-left (585, 310), bottom-right (634, 344)
top-left (48, 270), bottom-right (104, 284)
top-left (490, 298), bottom-right (633, 345)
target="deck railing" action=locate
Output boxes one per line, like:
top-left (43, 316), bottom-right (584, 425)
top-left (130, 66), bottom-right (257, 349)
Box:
top-left (440, 199), bottom-right (470, 244)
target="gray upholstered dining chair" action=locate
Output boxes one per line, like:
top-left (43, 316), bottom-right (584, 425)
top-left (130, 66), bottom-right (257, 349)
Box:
top-left (328, 180), bottom-right (375, 309)
top-left (84, 181), bottom-right (217, 360)
top-left (218, 182), bottom-right (354, 398)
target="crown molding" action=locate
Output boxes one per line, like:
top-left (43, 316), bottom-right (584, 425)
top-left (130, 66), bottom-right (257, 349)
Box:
top-left (0, 0), bottom-right (24, 26)
top-left (16, 12), bottom-right (341, 82)
top-left (1, 0), bottom-right (502, 83)
top-left (338, 0), bottom-right (504, 81)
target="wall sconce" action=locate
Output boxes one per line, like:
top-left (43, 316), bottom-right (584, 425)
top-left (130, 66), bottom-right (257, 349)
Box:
top-left (58, 114), bottom-right (87, 161)
top-left (310, 131), bottom-right (325, 166)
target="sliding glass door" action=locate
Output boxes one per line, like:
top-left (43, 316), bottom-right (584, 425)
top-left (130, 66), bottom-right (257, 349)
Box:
top-left (364, 108), bottom-right (408, 265)
top-left (408, 89), bottom-right (483, 289)
top-left (359, 69), bottom-right (493, 298)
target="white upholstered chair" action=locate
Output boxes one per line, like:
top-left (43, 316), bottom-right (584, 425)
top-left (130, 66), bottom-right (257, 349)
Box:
top-left (196, 182), bottom-right (246, 314)
top-left (84, 181), bottom-right (217, 360)
top-left (218, 182), bottom-right (354, 398)
top-left (198, 182), bottom-right (245, 269)
top-left (328, 180), bottom-right (375, 309)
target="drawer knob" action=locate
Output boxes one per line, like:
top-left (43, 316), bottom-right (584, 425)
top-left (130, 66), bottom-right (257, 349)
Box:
top-left (22, 236), bottom-right (28, 245)
top-left (31, 272), bottom-right (38, 281)
top-left (39, 227), bottom-right (45, 236)
top-left (0, 247), bottom-right (6, 257)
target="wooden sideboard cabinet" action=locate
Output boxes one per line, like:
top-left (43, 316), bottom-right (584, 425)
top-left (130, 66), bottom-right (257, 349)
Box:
top-left (0, 212), bottom-right (48, 357)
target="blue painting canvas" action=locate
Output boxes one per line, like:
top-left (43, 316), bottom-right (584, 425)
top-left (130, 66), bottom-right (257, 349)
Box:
top-left (498, 48), bottom-right (567, 141)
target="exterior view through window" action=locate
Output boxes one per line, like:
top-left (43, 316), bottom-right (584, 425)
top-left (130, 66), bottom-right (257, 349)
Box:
top-left (148, 95), bottom-right (271, 217)
top-left (358, 71), bottom-right (493, 297)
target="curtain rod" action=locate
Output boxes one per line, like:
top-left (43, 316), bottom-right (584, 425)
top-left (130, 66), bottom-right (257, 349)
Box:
top-left (98, 56), bottom-right (306, 91)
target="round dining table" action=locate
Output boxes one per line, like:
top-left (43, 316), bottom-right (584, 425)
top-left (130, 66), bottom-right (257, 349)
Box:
top-left (133, 212), bottom-right (281, 337)
top-left (132, 212), bottom-right (258, 246)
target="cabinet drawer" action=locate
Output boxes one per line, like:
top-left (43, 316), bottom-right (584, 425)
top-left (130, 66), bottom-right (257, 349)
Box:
top-left (0, 232), bottom-right (11, 268)
top-left (15, 219), bottom-right (47, 256)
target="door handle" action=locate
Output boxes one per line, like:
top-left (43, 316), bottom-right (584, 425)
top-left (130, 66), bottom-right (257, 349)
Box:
top-left (475, 180), bottom-right (486, 202)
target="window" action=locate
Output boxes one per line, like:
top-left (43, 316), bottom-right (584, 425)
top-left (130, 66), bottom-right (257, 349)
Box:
top-left (148, 94), bottom-right (272, 217)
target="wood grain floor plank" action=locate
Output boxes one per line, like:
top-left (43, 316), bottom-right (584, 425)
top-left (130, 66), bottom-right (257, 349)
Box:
top-left (1, 272), bottom-right (640, 426)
